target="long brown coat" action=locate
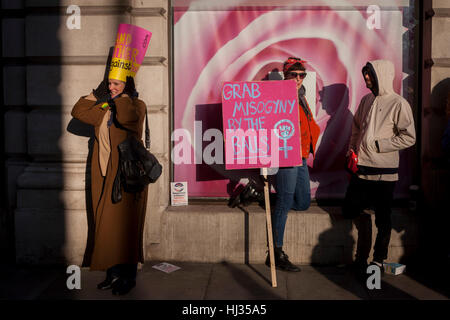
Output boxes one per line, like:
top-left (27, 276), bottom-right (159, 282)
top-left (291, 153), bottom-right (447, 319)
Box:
top-left (71, 96), bottom-right (148, 271)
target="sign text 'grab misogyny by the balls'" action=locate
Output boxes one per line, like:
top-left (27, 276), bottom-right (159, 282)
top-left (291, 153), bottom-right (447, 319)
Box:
top-left (221, 80), bottom-right (302, 170)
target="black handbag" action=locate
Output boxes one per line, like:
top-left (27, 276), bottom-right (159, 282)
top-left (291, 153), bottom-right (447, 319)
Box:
top-left (112, 102), bottom-right (162, 203)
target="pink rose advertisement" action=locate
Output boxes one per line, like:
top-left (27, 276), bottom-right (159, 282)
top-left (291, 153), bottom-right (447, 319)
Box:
top-left (172, 1), bottom-right (414, 198)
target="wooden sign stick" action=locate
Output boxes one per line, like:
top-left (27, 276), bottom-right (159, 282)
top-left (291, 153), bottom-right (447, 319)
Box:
top-left (262, 167), bottom-right (277, 287)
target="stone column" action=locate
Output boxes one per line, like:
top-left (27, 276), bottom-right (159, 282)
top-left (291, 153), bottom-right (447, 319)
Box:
top-left (417, 0), bottom-right (450, 267)
top-left (129, 0), bottom-right (170, 261)
top-left (422, 0), bottom-right (450, 208)
top-left (13, 0), bottom-right (170, 265)
top-left (2, 0), bottom-right (28, 263)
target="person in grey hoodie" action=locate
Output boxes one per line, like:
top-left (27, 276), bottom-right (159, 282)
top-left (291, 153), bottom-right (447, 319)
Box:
top-left (343, 60), bottom-right (416, 276)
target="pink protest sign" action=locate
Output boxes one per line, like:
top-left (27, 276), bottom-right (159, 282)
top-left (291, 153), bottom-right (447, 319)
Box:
top-left (222, 80), bottom-right (301, 170)
top-left (109, 23), bottom-right (152, 82)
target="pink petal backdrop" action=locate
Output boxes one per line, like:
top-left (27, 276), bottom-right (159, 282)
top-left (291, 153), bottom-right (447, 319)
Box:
top-left (173, 6), bottom-right (409, 198)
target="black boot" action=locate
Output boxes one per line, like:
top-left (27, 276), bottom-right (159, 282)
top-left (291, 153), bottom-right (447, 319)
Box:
top-left (111, 264), bottom-right (137, 295)
top-left (228, 180), bottom-right (263, 208)
top-left (240, 180), bottom-right (264, 206)
top-left (97, 269), bottom-right (119, 290)
top-left (112, 278), bottom-right (136, 295)
top-left (265, 247), bottom-right (301, 272)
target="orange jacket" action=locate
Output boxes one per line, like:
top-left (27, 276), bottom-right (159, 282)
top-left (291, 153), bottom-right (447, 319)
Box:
top-left (299, 98), bottom-right (320, 159)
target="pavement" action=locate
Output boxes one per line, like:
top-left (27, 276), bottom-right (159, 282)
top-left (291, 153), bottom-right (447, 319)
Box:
top-left (1, 261), bottom-right (448, 301)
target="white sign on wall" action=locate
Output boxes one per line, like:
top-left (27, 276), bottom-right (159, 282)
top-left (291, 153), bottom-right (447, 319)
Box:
top-left (171, 182), bottom-right (188, 206)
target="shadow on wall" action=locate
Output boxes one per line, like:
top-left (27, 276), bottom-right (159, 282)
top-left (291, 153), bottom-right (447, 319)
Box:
top-left (66, 116), bottom-right (95, 267)
top-left (10, 2), bottom-right (67, 265)
top-left (406, 77), bottom-right (450, 298)
top-left (66, 47), bottom-right (115, 267)
top-left (194, 103), bottom-right (225, 182)
top-left (311, 83), bottom-right (352, 200)
top-left (310, 83), bottom-right (354, 267)
top-left (0, 10), bottom-right (8, 263)
top-left (421, 77), bottom-right (450, 258)
top-left (12, 1), bottom-right (128, 268)
top-left (308, 81), bottom-right (423, 298)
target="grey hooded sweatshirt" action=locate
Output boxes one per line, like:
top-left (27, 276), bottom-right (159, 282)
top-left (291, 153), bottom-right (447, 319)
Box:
top-left (349, 59), bottom-right (416, 181)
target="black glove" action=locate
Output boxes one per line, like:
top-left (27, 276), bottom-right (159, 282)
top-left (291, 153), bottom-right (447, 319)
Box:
top-left (123, 76), bottom-right (139, 98)
top-left (93, 79), bottom-right (110, 103)
top-left (107, 96), bottom-right (116, 112)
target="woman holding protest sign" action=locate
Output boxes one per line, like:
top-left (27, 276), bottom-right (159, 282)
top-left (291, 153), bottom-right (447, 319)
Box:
top-left (71, 24), bottom-right (151, 295)
top-left (266, 57), bottom-right (321, 272)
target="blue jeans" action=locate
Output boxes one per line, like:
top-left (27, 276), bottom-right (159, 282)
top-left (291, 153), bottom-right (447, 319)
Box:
top-left (272, 158), bottom-right (311, 248)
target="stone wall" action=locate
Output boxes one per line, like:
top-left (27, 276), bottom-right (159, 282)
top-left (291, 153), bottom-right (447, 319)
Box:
top-left (150, 205), bottom-right (418, 265)
top-left (421, 0), bottom-right (450, 208)
top-left (2, 0), bottom-right (170, 264)
top-left (417, 0), bottom-right (450, 267)
top-left (145, 0), bottom-right (425, 266)
top-left (2, 0), bottom-right (447, 266)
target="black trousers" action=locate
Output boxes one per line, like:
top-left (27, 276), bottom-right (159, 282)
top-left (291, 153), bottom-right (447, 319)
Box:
top-left (343, 175), bottom-right (396, 262)
top-left (107, 264), bottom-right (137, 281)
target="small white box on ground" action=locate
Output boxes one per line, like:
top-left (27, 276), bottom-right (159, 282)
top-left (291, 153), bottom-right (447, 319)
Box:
top-left (383, 262), bottom-right (406, 275)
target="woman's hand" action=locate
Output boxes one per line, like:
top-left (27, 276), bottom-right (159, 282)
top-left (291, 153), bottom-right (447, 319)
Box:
top-left (92, 79), bottom-right (110, 102)
top-left (123, 76), bottom-right (138, 98)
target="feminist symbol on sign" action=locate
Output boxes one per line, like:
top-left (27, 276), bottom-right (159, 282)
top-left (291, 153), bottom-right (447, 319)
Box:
top-left (143, 34), bottom-right (149, 48)
top-left (274, 119), bottom-right (295, 159)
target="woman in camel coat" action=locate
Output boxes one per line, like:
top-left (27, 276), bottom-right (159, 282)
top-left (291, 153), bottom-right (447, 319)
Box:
top-left (71, 76), bottom-right (148, 295)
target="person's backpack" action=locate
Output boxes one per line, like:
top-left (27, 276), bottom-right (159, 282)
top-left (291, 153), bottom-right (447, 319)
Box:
top-left (111, 100), bottom-right (162, 203)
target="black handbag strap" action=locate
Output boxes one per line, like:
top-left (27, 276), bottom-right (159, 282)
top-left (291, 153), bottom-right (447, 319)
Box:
top-left (110, 98), bottom-right (150, 150)
top-left (144, 108), bottom-right (150, 149)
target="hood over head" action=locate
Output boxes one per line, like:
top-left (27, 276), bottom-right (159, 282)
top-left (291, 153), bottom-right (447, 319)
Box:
top-left (362, 60), bottom-right (395, 96)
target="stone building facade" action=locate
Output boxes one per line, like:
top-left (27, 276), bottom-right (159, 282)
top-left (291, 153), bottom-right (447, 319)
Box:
top-left (2, 0), bottom-right (170, 265)
top-left (1, 0), bottom-right (449, 266)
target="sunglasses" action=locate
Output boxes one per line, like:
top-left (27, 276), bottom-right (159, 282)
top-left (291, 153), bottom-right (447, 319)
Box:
top-left (286, 72), bottom-right (307, 79)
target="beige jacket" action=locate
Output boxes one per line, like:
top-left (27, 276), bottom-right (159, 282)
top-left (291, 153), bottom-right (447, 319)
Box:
top-left (349, 60), bottom-right (416, 181)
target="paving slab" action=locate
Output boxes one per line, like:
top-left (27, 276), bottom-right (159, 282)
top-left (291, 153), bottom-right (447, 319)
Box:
top-left (1, 262), bottom-right (448, 301)
top-left (204, 262), bottom-right (287, 300)
top-left (39, 261), bottom-right (212, 300)
top-left (0, 266), bottom-right (61, 300)
top-left (366, 273), bottom-right (448, 300)
top-left (130, 261), bottom-right (212, 300)
top-left (38, 269), bottom-right (120, 300)
top-left (286, 266), bottom-right (369, 300)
